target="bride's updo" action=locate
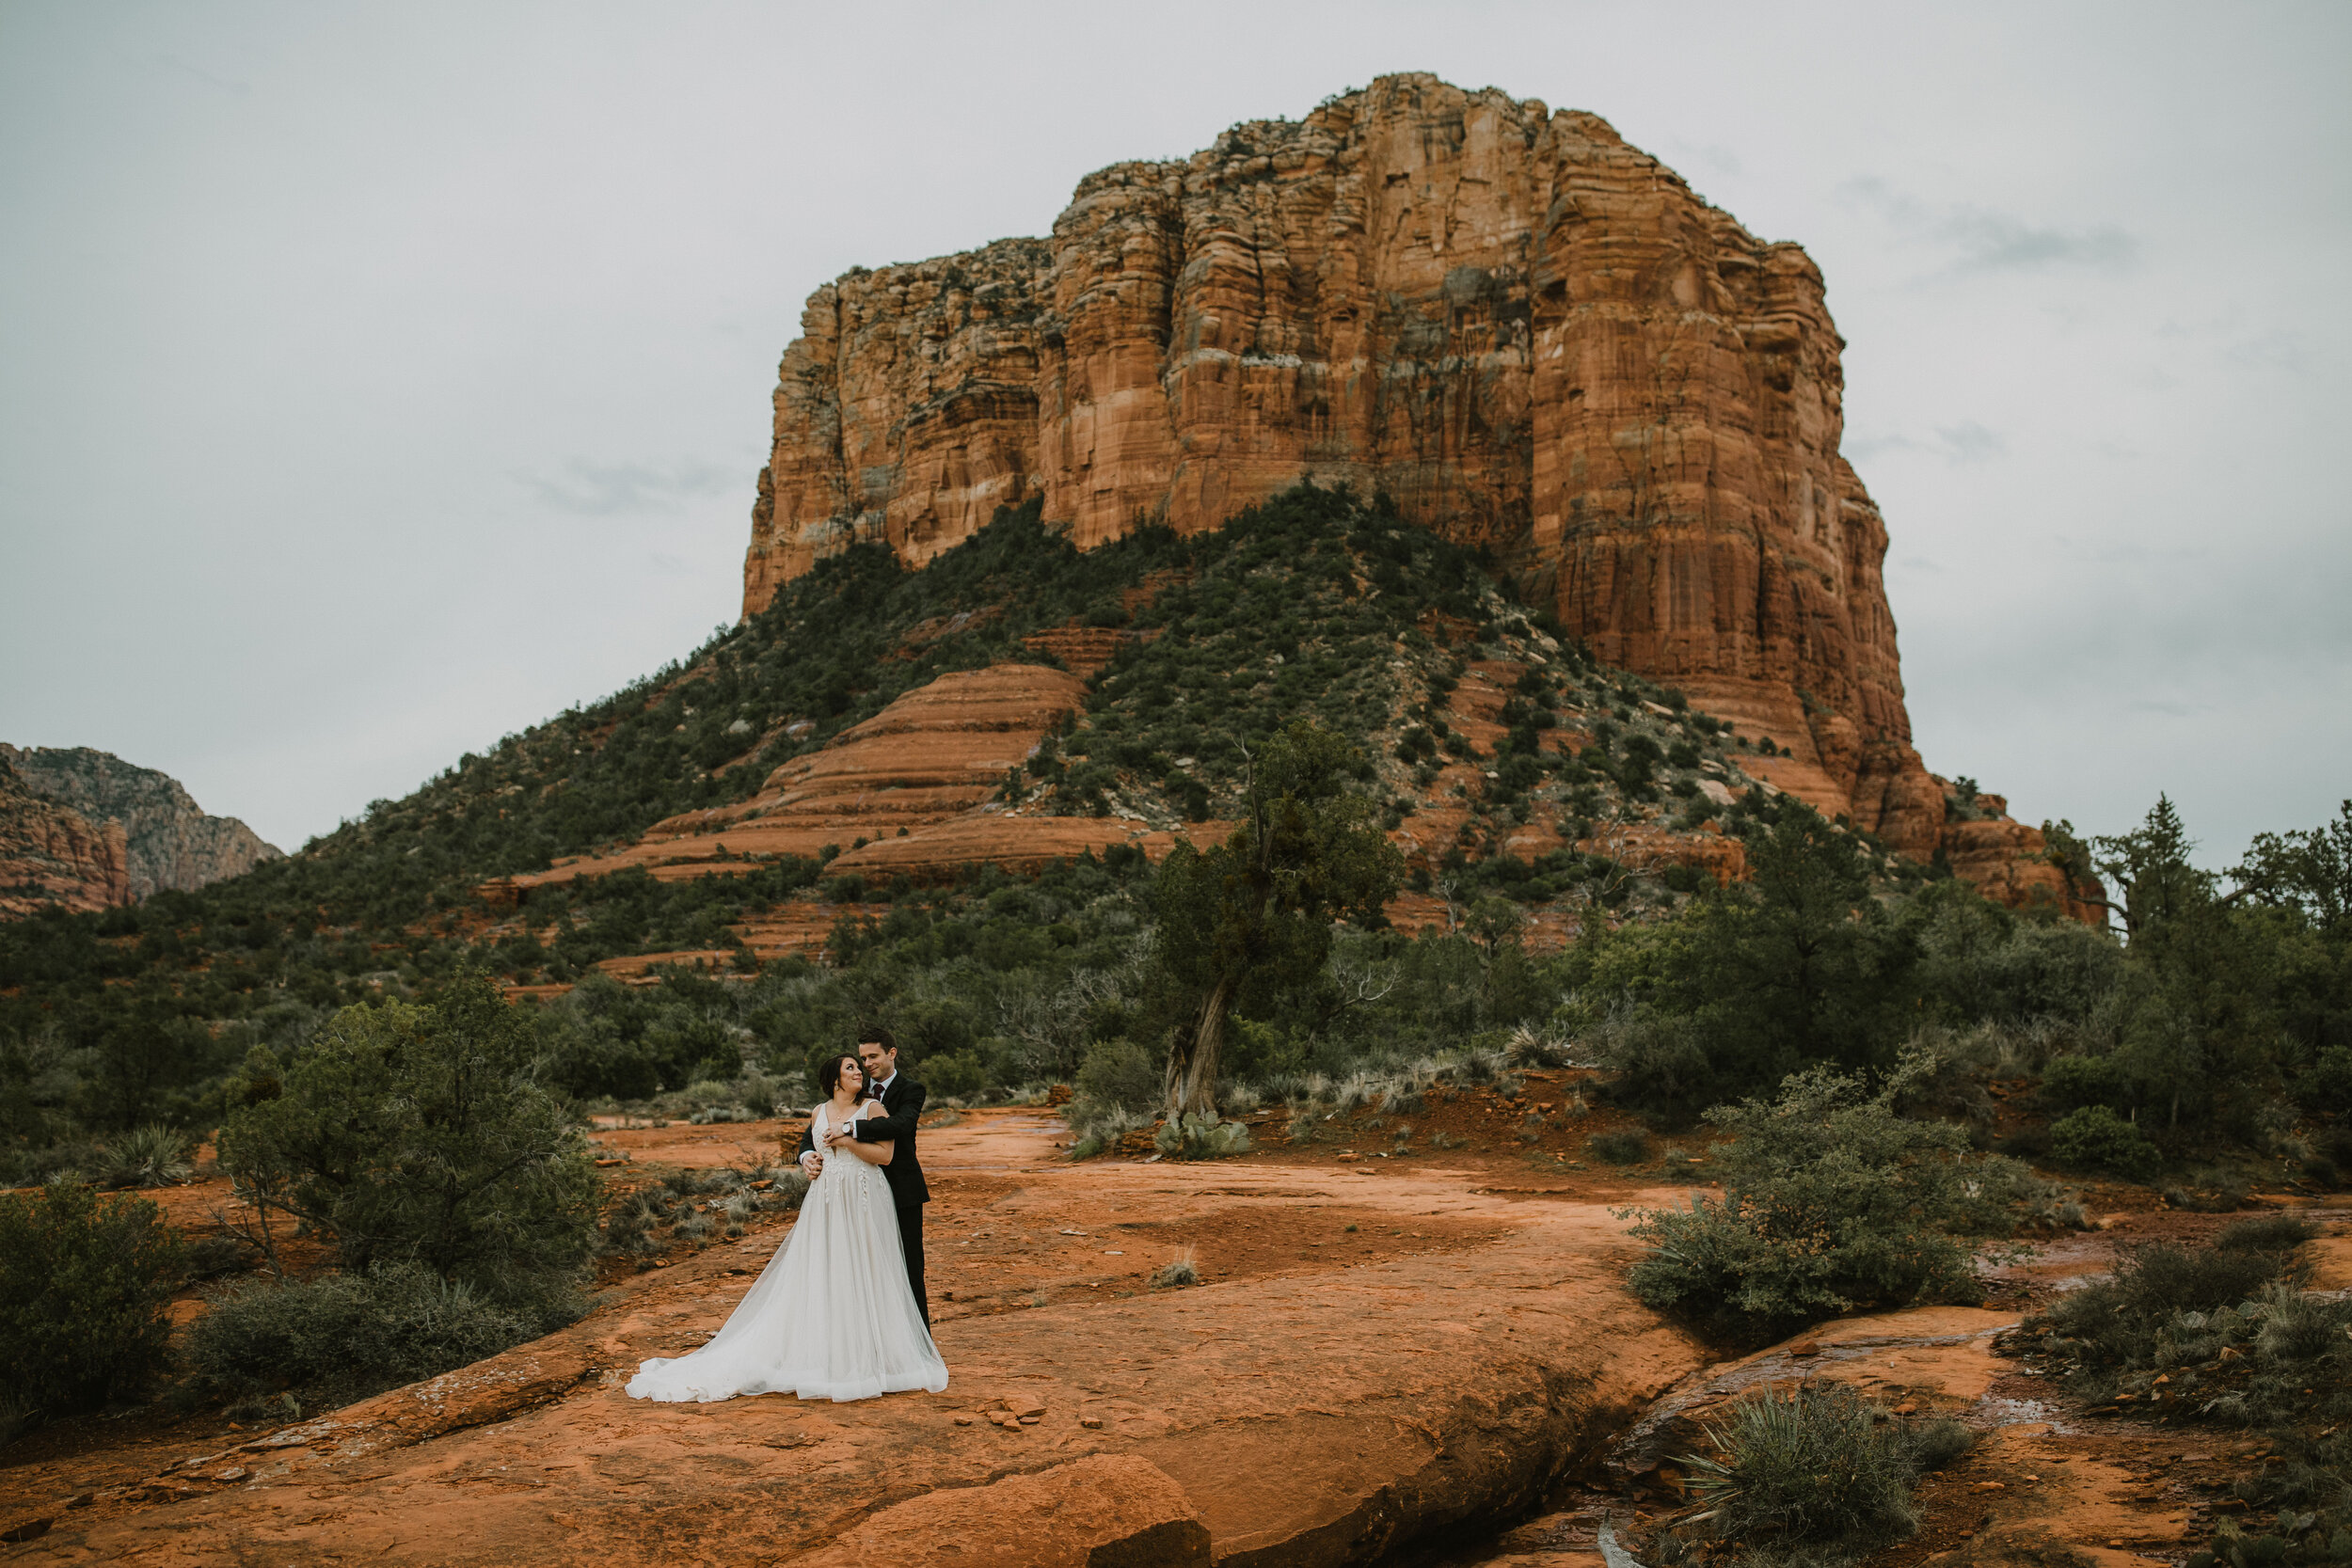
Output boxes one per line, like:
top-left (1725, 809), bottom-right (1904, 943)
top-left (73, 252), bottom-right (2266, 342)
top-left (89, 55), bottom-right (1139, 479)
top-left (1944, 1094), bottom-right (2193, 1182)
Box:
top-left (818, 1053), bottom-right (865, 1099)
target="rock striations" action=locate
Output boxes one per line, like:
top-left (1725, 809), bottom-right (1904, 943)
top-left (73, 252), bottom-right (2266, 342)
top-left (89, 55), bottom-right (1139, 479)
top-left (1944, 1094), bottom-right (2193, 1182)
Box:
top-left (738, 73), bottom-right (2070, 907)
top-left (0, 745), bottom-right (279, 911)
top-left (0, 754), bottom-right (132, 918)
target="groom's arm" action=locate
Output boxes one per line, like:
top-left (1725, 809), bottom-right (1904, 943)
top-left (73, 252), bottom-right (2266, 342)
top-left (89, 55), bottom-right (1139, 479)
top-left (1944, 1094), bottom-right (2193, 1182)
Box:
top-left (852, 1081), bottom-right (926, 1144)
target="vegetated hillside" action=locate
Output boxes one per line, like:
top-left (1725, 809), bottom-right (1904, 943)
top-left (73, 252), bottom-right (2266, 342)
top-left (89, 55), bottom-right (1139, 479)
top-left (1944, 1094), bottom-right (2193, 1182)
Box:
top-left (0, 488), bottom-right (1820, 1142)
top-left (4, 486), bottom-right (2343, 1207)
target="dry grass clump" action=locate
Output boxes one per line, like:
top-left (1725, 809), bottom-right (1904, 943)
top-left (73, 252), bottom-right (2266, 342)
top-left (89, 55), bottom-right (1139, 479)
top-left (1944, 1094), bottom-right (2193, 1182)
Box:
top-left (1152, 1248), bottom-right (1201, 1289)
top-left (605, 1163), bottom-right (807, 1259)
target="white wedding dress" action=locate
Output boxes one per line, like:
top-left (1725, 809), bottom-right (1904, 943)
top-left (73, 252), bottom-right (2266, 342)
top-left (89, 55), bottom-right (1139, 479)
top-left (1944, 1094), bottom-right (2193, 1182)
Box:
top-left (626, 1101), bottom-right (947, 1404)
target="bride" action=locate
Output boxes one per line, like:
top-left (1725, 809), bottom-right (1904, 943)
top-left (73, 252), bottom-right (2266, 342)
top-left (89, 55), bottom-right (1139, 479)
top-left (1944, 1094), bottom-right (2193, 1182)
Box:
top-left (626, 1053), bottom-right (948, 1404)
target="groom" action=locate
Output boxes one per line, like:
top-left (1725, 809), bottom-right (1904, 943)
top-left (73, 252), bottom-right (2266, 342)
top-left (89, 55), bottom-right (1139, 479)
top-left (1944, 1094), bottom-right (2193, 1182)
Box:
top-left (797, 1028), bottom-right (930, 1324)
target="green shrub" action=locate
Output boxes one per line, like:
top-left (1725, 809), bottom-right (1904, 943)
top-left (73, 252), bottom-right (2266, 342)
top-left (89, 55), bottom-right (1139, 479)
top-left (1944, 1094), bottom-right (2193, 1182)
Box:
top-left (1623, 1057), bottom-right (2028, 1342)
top-left (1683, 1386), bottom-right (1933, 1544)
top-left (2025, 1239), bottom-right (2296, 1375)
top-left (1073, 1037), bottom-right (1162, 1124)
top-left (2050, 1104), bottom-right (2162, 1180)
top-left (2291, 1045), bottom-right (2352, 1115)
top-left (184, 1260), bottom-right (558, 1406)
top-left (218, 977), bottom-right (600, 1306)
top-left (0, 1180), bottom-right (184, 1419)
top-left (924, 1049), bottom-right (987, 1102)
top-left (2216, 1213), bottom-right (2317, 1254)
top-left (1590, 1128), bottom-right (1651, 1164)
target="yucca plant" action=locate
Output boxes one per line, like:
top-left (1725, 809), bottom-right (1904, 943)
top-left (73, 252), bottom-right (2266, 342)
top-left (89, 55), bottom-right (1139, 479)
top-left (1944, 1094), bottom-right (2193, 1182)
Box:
top-left (106, 1124), bottom-right (193, 1188)
top-left (1680, 1386), bottom-right (1921, 1544)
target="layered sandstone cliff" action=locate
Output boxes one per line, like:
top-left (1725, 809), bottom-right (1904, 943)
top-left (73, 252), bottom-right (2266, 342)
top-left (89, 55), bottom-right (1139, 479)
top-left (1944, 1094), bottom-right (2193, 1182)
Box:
top-left (739, 73), bottom-right (2069, 911)
top-left (0, 745), bottom-right (280, 903)
top-left (0, 754), bottom-right (131, 917)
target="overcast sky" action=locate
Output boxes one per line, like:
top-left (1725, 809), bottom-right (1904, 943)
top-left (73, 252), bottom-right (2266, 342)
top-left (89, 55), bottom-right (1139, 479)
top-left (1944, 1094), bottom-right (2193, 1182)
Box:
top-left (3, 1), bottom-right (2346, 868)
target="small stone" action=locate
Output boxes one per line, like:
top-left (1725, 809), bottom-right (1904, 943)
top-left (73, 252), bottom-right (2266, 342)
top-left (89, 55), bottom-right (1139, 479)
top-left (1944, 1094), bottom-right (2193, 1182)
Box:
top-left (1010, 1397), bottom-right (1046, 1419)
top-left (952, 1416), bottom-right (974, 1426)
top-left (1790, 1340), bottom-right (1820, 1356)
top-left (213, 1467), bottom-right (247, 1482)
top-left (1079, 1417), bottom-right (1103, 1430)
top-left (1894, 1402), bottom-right (1918, 1416)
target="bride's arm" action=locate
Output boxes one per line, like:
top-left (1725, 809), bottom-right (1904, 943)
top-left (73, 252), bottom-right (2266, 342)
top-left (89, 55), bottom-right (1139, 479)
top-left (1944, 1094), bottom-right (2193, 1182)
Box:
top-left (841, 1103), bottom-right (895, 1165)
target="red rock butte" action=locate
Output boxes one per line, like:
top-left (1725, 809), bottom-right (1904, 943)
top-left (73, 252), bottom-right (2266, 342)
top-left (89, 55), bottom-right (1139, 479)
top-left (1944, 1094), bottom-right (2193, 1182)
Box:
top-left (735, 71), bottom-right (2071, 903)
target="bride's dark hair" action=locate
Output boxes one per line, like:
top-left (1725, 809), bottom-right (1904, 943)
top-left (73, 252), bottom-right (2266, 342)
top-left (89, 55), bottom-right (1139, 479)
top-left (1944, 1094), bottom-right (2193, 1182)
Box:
top-left (817, 1053), bottom-right (865, 1098)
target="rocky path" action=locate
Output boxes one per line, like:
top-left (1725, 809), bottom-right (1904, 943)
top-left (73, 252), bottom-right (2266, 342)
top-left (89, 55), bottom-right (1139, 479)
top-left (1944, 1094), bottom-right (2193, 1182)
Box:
top-left (5, 1112), bottom-right (1709, 1566)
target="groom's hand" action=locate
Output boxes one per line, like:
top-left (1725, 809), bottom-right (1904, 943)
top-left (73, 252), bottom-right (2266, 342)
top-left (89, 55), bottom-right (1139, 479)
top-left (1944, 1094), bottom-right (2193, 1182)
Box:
top-left (799, 1149), bottom-right (823, 1179)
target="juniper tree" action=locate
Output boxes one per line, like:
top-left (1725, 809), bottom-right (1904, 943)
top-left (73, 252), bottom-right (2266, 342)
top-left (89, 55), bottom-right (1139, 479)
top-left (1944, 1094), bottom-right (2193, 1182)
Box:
top-left (1152, 720), bottom-right (1402, 1118)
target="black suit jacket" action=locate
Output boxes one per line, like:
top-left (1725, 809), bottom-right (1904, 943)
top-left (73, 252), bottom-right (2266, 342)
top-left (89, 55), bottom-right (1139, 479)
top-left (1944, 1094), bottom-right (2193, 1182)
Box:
top-left (795, 1073), bottom-right (929, 1209)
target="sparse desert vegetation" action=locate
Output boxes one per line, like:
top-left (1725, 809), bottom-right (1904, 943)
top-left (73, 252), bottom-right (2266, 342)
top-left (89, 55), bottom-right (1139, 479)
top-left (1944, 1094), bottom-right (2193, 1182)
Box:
top-left (0, 489), bottom-right (2344, 1568)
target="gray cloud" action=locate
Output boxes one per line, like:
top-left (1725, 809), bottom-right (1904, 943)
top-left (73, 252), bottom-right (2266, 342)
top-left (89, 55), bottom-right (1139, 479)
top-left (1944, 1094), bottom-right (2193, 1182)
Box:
top-left (2, 2), bottom-right (2343, 861)
top-left (1845, 423), bottom-right (2005, 466)
top-left (1933, 421), bottom-right (2005, 463)
top-left (520, 459), bottom-right (739, 516)
top-left (1839, 177), bottom-right (2138, 277)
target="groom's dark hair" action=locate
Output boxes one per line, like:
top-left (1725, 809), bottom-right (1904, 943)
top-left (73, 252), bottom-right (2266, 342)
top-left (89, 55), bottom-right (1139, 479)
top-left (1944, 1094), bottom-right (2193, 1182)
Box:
top-left (817, 1053), bottom-right (863, 1096)
top-left (856, 1023), bottom-right (898, 1055)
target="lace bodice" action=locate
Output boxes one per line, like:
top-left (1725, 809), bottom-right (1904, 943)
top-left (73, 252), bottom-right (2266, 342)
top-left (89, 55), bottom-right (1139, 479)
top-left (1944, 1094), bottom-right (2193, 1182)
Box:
top-left (812, 1101), bottom-right (883, 1187)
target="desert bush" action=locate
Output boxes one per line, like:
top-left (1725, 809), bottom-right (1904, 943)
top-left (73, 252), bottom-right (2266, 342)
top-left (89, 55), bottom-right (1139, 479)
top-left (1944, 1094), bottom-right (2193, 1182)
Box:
top-left (217, 977), bottom-right (600, 1307)
top-left (924, 1049), bottom-right (988, 1101)
top-left (1682, 1386), bottom-right (1955, 1546)
top-left (1152, 1251), bottom-right (1200, 1289)
top-left (599, 1203), bottom-right (656, 1259)
top-left (1154, 1111), bottom-right (1252, 1161)
top-left (1623, 1057), bottom-right (2029, 1342)
top-left (1506, 1022), bottom-right (1576, 1069)
top-left (184, 1260), bottom-right (552, 1406)
top-left (1591, 1128), bottom-right (1651, 1164)
top-left (103, 1123), bottom-right (194, 1188)
top-left (185, 1233), bottom-right (261, 1280)
top-left (2025, 1239), bottom-right (2298, 1377)
top-left (2050, 1103), bottom-right (2162, 1180)
top-left (1069, 1037), bottom-right (1162, 1135)
top-left (2216, 1213), bottom-right (2318, 1253)
top-left (2023, 1218), bottom-right (2350, 1554)
top-left (0, 1180), bottom-right (185, 1422)
top-left (2164, 1168), bottom-right (2252, 1212)
top-left (1068, 1105), bottom-right (1150, 1161)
